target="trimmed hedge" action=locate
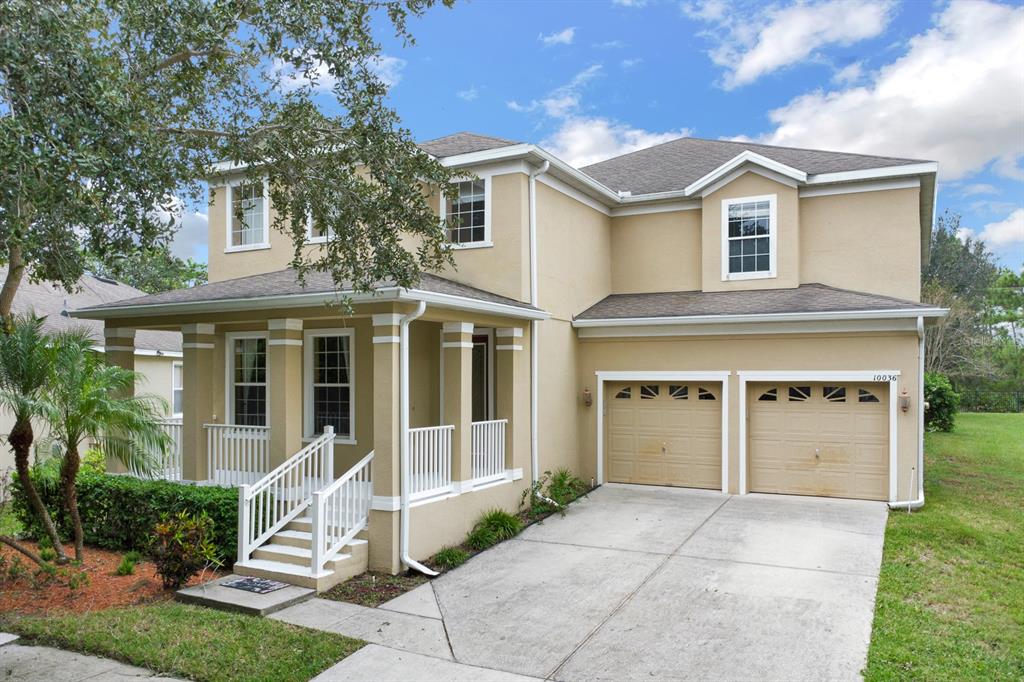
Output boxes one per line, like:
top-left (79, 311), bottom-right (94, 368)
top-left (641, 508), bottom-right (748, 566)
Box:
top-left (11, 471), bottom-right (238, 564)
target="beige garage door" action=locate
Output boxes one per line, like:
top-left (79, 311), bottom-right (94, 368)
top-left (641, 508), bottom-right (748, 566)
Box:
top-left (606, 382), bottom-right (722, 489)
top-left (748, 382), bottom-right (889, 500)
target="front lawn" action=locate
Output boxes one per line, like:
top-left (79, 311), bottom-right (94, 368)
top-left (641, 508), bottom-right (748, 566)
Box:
top-left (865, 413), bottom-right (1024, 680)
top-left (0, 602), bottom-right (363, 682)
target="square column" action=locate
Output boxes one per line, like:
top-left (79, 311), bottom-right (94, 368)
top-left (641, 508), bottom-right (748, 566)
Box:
top-left (267, 319), bottom-right (304, 468)
top-left (442, 322), bottom-right (474, 484)
top-left (368, 312), bottom-right (402, 573)
top-left (495, 327), bottom-right (523, 470)
top-left (181, 323), bottom-right (215, 482)
top-left (103, 326), bottom-right (136, 474)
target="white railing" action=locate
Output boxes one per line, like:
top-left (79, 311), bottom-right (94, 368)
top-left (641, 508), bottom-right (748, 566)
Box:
top-left (205, 423), bottom-right (270, 486)
top-left (408, 424), bottom-right (453, 500)
top-left (472, 419), bottom-right (507, 483)
top-left (153, 419), bottom-right (183, 481)
top-left (237, 426), bottom-right (335, 564)
top-left (311, 450), bottom-right (373, 572)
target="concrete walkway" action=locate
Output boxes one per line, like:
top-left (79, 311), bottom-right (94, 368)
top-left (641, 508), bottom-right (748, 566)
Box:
top-left (276, 484), bottom-right (888, 681)
top-left (0, 636), bottom-right (187, 681)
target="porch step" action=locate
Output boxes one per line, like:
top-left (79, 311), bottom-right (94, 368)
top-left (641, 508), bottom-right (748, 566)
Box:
top-left (271, 529), bottom-right (313, 548)
top-left (286, 516), bottom-right (370, 541)
top-left (234, 544), bottom-right (367, 591)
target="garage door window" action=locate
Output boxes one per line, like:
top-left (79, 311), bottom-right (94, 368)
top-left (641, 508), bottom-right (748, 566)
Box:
top-left (823, 386), bottom-right (846, 402)
top-left (788, 386), bottom-right (811, 401)
top-left (615, 386), bottom-right (632, 399)
top-left (669, 385), bottom-right (688, 400)
top-left (640, 385), bottom-right (659, 399)
top-left (758, 388), bottom-right (778, 401)
top-left (698, 387), bottom-right (717, 401)
top-left (858, 388), bottom-right (880, 403)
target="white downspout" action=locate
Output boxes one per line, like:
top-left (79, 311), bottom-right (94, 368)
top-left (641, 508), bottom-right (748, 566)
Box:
top-left (399, 300), bottom-right (437, 575)
top-left (889, 315), bottom-right (926, 511)
top-left (528, 160), bottom-right (549, 484)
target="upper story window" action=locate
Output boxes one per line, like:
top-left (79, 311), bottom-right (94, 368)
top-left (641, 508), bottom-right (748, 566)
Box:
top-left (444, 179), bottom-right (490, 248)
top-left (722, 194), bottom-right (776, 281)
top-left (306, 207), bottom-right (336, 244)
top-left (226, 181), bottom-right (269, 252)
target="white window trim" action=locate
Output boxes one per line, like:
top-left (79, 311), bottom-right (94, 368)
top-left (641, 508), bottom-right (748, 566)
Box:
top-left (721, 193), bottom-right (777, 282)
top-left (171, 361), bottom-right (183, 418)
top-left (224, 331), bottom-right (270, 426)
top-left (305, 213), bottom-right (333, 245)
top-left (224, 178), bottom-right (271, 253)
top-left (439, 174), bottom-right (493, 249)
top-left (303, 328), bottom-right (356, 444)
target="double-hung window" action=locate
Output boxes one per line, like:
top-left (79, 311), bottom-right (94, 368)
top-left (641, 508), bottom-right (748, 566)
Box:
top-left (444, 179), bottom-right (489, 247)
top-left (722, 194), bottom-right (776, 280)
top-left (228, 334), bottom-right (268, 426)
top-left (304, 329), bottom-right (354, 441)
top-left (171, 362), bottom-right (183, 417)
top-left (306, 208), bottom-right (336, 244)
top-left (227, 181), bottom-right (269, 250)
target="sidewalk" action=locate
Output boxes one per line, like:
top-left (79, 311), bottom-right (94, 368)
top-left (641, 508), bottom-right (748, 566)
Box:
top-left (0, 634), bottom-right (186, 681)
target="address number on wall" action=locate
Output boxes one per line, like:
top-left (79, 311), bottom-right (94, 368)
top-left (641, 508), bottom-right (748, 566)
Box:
top-left (873, 374), bottom-right (899, 382)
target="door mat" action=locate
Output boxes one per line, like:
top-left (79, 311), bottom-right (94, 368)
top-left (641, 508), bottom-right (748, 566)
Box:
top-left (221, 576), bottom-right (290, 594)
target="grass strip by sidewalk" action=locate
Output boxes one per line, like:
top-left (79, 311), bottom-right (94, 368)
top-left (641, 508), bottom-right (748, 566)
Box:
top-left (1, 601), bottom-right (363, 682)
top-left (864, 412), bottom-right (1024, 680)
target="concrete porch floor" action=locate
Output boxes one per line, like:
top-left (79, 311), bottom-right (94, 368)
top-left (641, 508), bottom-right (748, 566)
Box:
top-left (273, 484), bottom-right (888, 681)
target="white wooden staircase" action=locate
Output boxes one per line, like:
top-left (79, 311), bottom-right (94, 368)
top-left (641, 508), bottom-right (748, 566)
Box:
top-left (232, 427), bottom-right (374, 592)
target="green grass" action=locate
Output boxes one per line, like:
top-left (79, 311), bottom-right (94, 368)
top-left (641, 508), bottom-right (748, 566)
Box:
top-left (0, 602), bottom-right (363, 682)
top-left (864, 413), bottom-right (1024, 680)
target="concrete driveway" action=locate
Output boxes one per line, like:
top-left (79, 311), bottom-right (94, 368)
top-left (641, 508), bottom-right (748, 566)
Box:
top-left (284, 484), bottom-right (888, 681)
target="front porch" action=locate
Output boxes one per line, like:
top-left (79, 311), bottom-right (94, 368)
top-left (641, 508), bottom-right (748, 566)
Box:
top-left (99, 296), bottom-right (536, 586)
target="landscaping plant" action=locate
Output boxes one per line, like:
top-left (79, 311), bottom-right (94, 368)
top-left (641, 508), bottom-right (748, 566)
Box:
top-left (924, 372), bottom-right (961, 432)
top-left (150, 511), bottom-right (221, 590)
top-left (521, 468), bottom-right (591, 519)
top-left (432, 546), bottom-right (470, 570)
top-left (466, 509), bottom-right (522, 551)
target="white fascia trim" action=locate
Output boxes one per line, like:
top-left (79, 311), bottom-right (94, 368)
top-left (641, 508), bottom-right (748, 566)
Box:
top-left (398, 289), bottom-right (550, 320)
top-left (737, 369), bottom-right (900, 381)
top-left (572, 307), bottom-right (948, 328)
top-left (596, 370), bottom-right (731, 382)
top-left (799, 177), bottom-right (920, 198)
top-left (806, 162), bottom-right (938, 185)
top-left (702, 167), bottom-right (797, 199)
top-left (685, 151), bottom-right (807, 196)
top-left (609, 200), bottom-right (700, 217)
top-left (576, 317), bottom-right (923, 338)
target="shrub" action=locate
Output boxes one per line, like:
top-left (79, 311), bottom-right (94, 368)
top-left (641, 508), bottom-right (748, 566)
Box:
top-left (925, 372), bottom-right (961, 432)
top-left (116, 554), bottom-right (137, 576)
top-left (466, 508), bottom-right (522, 551)
top-left (39, 547), bottom-right (56, 562)
top-left (432, 546), bottom-right (469, 570)
top-left (151, 511), bottom-right (222, 589)
top-left (11, 471), bottom-right (238, 564)
top-left (521, 468), bottom-right (590, 519)
top-left (547, 468), bottom-right (589, 506)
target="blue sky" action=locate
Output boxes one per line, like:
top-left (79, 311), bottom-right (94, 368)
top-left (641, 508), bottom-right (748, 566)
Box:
top-left (174, 0), bottom-right (1024, 270)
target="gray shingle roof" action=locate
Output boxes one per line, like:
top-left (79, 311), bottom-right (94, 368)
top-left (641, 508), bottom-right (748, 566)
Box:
top-left (580, 137), bottom-right (931, 195)
top-left (76, 268), bottom-right (539, 313)
top-left (418, 132), bottom-right (521, 158)
top-left (575, 283), bottom-right (936, 321)
top-left (3, 268), bottom-right (181, 352)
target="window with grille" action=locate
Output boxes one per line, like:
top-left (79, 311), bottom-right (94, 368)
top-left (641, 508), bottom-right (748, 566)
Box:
top-left (308, 334), bottom-right (353, 438)
top-left (446, 180), bottom-right (487, 245)
top-left (231, 337), bottom-right (267, 425)
top-left (172, 362), bottom-right (183, 417)
top-left (723, 195), bottom-right (775, 278)
top-left (229, 182), bottom-right (267, 248)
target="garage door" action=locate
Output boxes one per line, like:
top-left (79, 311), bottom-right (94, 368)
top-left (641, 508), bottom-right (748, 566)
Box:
top-left (606, 382), bottom-right (721, 489)
top-left (748, 382), bottom-right (888, 500)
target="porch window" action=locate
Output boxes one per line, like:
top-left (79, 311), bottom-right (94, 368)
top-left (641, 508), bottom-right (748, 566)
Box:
top-left (231, 336), bottom-right (267, 425)
top-left (171, 361), bottom-right (183, 417)
top-left (227, 181), bottom-right (269, 250)
top-left (304, 329), bottom-right (354, 440)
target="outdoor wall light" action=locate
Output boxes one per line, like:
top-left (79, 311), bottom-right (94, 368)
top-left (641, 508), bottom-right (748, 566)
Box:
top-left (899, 389), bottom-right (911, 413)
top-left (582, 388), bottom-right (593, 407)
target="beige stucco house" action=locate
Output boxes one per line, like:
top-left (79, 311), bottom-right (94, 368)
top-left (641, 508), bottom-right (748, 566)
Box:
top-left (0, 270), bottom-right (183, 484)
top-left (72, 133), bottom-right (945, 589)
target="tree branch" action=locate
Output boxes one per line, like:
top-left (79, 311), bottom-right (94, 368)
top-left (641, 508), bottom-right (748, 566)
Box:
top-left (150, 48), bottom-right (230, 74)
top-left (0, 535), bottom-right (43, 565)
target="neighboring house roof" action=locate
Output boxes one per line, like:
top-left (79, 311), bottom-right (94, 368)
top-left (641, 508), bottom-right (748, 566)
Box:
top-left (575, 283), bottom-right (943, 323)
top-left (418, 132), bottom-right (521, 158)
top-left (1, 268), bottom-right (182, 353)
top-left (72, 268), bottom-right (545, 320)
top-left (579, 137), bottom-right (931, 196)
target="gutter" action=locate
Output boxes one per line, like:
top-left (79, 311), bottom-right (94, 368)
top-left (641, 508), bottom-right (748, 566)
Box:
top-left (572, 307), bottom-right (948, 328)
top-left (889, 315), bottom-right (928, 511)
top-left (399, 300), bottom-right (437, 575)
top-left (529, 159), bottom-right (549, 485)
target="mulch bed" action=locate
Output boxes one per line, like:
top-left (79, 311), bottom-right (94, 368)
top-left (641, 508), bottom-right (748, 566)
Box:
top-left (0, 541), bottom-right (219, 615)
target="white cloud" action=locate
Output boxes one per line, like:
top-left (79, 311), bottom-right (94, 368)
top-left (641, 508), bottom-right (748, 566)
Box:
top-left (594, 40), bottom-right (625, 49)
top-left (539, 27), bottom-right (576, 46)
top-left (960, 183), bottom-right (999, 197)
top-left (758, 0), bottom-right (1024, 181)
top-left (456, 87), bottom-right (479, 102)
top-left (613, 0), bottom-right (647, 6)
top-left (980, 208), bottom-right (1024, 247)
top-left (955, 227), bottom-right (975, 244)
top-left (832, 61), bottom-right (863, 85)
top-left (621, 58), bottom-right (643, 69)
top-left (685, 0), bottom-right (894, 89)
top-left (542, 117), bottom-right (690, 167)
top-left (272, 53), bottom-right (406, 92)
top-left (368, 55), bottom-right (406, 88)
top-left (507, 64), bottom-right (603, 118)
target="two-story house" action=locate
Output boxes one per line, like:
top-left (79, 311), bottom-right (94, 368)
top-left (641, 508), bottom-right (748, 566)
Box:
top-left (73, 132), bottom-right (945, 589)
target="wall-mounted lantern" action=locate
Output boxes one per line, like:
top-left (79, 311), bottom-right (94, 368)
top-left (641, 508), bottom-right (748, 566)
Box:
top-left (899, 389), bottom-right (911, 413)
top-left (582, 388), bottom-right (593, 407)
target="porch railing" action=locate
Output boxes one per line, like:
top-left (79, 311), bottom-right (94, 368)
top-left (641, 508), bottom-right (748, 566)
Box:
top-left (472, 419), bottom-right (507, 483)
top-left (238, 426), bottom-right (335, 564)
top-left (311, 449), bottom-right (373, 572)
top-left (205, 423), bottom-right (270, 486)
top-left (153, 418), bottom-right (183, 481)
top-left (409, 424), bottom-right (453, 500)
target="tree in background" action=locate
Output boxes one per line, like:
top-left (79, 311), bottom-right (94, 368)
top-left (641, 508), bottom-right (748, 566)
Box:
top-left (0, 0), bottom-right (459, 322)
top-left (87, 247), bottom-right (207, 294)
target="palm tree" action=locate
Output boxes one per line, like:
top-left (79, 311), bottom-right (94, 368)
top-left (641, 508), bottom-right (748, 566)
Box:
top-left (45, 329), bottom-right (170, 561)
top-left (0, 314), bottom-right (65, 563)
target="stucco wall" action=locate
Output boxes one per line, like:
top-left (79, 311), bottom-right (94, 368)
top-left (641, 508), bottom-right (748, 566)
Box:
top-left (610, 210), bottom-right (702, 294)
top-left (575, 331), bottom-right (921, 498)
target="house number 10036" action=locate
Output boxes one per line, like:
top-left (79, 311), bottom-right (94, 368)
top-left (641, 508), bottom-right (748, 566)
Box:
top-left (873, 374), bottom-right (898, 382)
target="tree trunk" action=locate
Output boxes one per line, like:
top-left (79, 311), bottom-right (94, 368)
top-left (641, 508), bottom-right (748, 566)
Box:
top-left (10, 416), bottom-right (68, 564)
top-left (0, 243), bottom-right (25, 322)
top-left (61, 445), bottom-right (84, 562)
